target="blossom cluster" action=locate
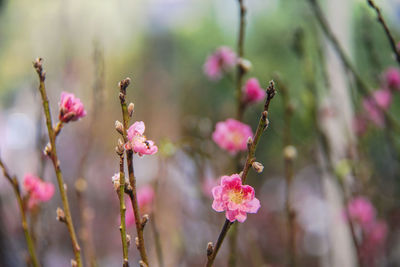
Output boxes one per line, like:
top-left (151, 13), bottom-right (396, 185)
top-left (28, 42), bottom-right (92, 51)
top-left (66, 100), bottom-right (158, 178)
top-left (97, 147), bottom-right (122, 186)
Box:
top-left (125, 121), bottom-right (158, 156)
top-left (23, 174), bottom-right (55, 210)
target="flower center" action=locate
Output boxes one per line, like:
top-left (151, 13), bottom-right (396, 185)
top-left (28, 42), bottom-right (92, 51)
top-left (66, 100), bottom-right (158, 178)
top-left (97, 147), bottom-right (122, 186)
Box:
top-left (229, 190), bottom-right (244, 204)
top-left (230, 132), bottom-right (243, 146)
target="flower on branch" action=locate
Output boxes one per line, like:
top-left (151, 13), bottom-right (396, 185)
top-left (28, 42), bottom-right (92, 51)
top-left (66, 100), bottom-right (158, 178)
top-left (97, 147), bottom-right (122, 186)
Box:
top-left (211, 174), bottom-right (260, 223)
top-left (383, 67), bottom-right (400, 91)
top-left (58, 92), bottom-right (87, 123)
top-left (126, 121), bottom-right (158, 156)
top-left (212, 119), bottom-right (253, 155)
top-left (125, 185), bottom-right (155, 227)
top-left (203, 46), bottom-right (237, 81)
top-left (23, 173), bottom-right (55, 210)
top-left (362, 88), bottom-right (392, 127)
top-left (243, 78), bottom-right (266, 103)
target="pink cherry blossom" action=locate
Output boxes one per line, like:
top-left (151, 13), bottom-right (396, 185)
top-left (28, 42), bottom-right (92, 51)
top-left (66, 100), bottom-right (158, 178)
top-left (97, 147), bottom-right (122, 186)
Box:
top-left (58, 92), bottom-right (86, 123)
top-left (211, 174), bottom-right (260, 223)
top-left (126, 121), bottom-right (158, 156)
top-left (204, 46), bottom-right (237, 81)
top-left (353, 113), bottom-right (368, 136)
top-left (212, 119), bottom-right (253, 155)
top-left (23, 173), bottom-right (55, 210)
top-left (384, 67), bottom-right (400, 90)
top-left (243, 78), bottom-right (266, 103)
top-left (362, 89), bottom-right (392, 127)
top-left (360, 220), bottom-right (388, 263)
top-left (126, 185), bottom-right (155, 227)
top-left (346, 196), bottom-right (376, 229)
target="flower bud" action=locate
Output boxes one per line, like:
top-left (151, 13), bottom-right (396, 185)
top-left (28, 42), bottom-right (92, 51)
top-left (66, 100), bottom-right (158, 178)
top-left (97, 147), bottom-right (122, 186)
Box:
top-left (126, 234), bottom-right (131, 247)
top-left (135, 237), bottom-right (140, 249)
top-left (207, 242), bottom-right (214, 256)
top-left (139, 260), bottom-right (148, 267)
top-left (44, 144), bottom-right (52, 156)
top-left (75, 178), bottom-right (87, 193)
top-left (56, 207), bottom-right (66, 223)
top-left (71, 259), bottom-right (78, 267)
top-left (141, 214), bottom-right (149, 228)
top-left (252, 161), bottom-right (264, 173)
top-left (128, 103), bottom-right (135, 117)
top-left (238, 58), bottom-right (252, 73)
top-left (283, 145), bottom-right (297, 160)
top-left (112, 173), bottom-right (121, 191)
top-left (115, 120), bottom-right (124, 135)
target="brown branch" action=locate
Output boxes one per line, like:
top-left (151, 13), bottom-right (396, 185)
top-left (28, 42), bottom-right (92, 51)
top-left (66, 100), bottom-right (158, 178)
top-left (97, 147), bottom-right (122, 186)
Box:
top-left (367, 0), bottom-right (400, 65)
top-left (0, 158), bottom-right (41, 267)
top-left (206, 81), bottom-right (276, 267)
top-left (118, 78), bottom-right (149, 266)
top-left (236, 0), bottom-right (247, 120)
top-left (33, 58), bottom-right (82, 267)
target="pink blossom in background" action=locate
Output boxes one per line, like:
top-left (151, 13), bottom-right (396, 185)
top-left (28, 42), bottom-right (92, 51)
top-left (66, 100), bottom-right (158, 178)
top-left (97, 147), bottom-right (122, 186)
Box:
top-left (202, 177), bottom-right (218, 198)
top-left (212, 119), bottom-right (253, 155)
top-left (23, 173), bottom-right (55, 210)
top-left (125, 185), bottom-right (155, 227)
top-left (58, 92), bottom-right (86, 123)
top-left (211, 174), bottom-right (260, 222)
top-left (126, 121), bottom-right (158, 156)
top-left (346, 196), bottom-right (376, 229)
top-left (360, 220), bottom-right (388, 263)
top-left (243, 78), bottom-right (266, 103)
top-left (362, 89), bottom-right (392, 127)
top-left (353, 113), bottom-right (368, 136)
top-left (203, 46), bottom-right (237, 80)
top-left (384, 67), bottom-right (400, 90)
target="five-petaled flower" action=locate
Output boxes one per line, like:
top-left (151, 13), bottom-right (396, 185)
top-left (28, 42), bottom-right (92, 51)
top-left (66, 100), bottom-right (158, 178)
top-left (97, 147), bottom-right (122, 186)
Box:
top-left (212, 174), bottom-right (260, 223)
top-left (126, 121), bottom-right (158, 156)
top-left (23, 173), bottom-right (55, 210)
top-left (204, 46), bottom-right (237, 81)
top-left (243, 78), bottom-right (266, 103)
top-left (58, 92), bottom-right (87, 123)
top-left (212, 118), bottom-right (253, 155)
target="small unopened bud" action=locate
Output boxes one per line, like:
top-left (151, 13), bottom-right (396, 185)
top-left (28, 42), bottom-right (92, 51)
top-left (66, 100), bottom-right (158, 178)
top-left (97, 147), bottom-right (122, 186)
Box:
top-left (207, 242), bottom-right (214, 256)
top-left (283, 145), bottom-right (297, 160)
top-left (126, 234), bottom-right (131, 247)
top-left (247, 137), bottom-right (253, 150)
top-left (112, 173), bottom-right (121, 191)
top-left (56, 207), bottom-right (66, 223)
top-left (71, 259), bottom-right (77, 267)
top-left (128, 103), bottom-right (135, 117)
top-left (116, 139), bottom-right (125, 155)
top-left (115, 120), bottom-right (124, 135)
top-left (141, 214), bottom-right (149, 229)
top-left (252, 161), bottom-right (264, 173)
top-left (75, 178), bottom-right (87, 193)
top-left (44, 144), bottom-right (52, 156)
top-left (238, 58), bottom-right (252, 73)
top-left (139, 260), bottom-right (148, 267)
top-left (135, 237), bottom-right (140, 249)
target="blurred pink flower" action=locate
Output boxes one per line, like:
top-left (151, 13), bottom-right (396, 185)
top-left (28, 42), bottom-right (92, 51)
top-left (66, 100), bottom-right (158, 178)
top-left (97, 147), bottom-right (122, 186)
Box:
top-left (243, 78), bottom-right (266, 103)
top-left (362, 89), bottom-right (392, 127)
top-left (203, 46), bottom-right (237, 80)
top-left (58, 92), bottom-right (86, 123)
top-left (360, 220), bottom-right (388, 264)
top-left (202, 177), bottom-right (218, 198)
top-left (126, 121), bottom-right (158, 156)
top-left (212, 174), bottom-right (260, 222)
top-left (23, 173), bottom-right (55, 210)
top-left (212, 119), bottom-right (253, 155)
top-left (353, 113), bottom-right (368, 136)
top-left (347, 196), bottom-right (376, 229)
top-left (384, 67), bottom-right (400, 90)
top-left (126, 185), bottom-right (155, 227)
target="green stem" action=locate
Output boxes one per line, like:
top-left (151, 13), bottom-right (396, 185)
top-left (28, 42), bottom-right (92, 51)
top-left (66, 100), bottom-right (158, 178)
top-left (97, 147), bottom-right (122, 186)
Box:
top-left (118, 154), bottom-right (130, 267)
top-left (0, 159), bottom-right (41, 267)
top-left (33, 58), bottom-right (82, 267)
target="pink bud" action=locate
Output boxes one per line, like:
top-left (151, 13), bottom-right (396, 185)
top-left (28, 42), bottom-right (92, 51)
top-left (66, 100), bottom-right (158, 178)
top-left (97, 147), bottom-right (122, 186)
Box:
top-left (58, 92), bottom-right (86, 123)
top-left (243, 78), bottom-right (266, 103)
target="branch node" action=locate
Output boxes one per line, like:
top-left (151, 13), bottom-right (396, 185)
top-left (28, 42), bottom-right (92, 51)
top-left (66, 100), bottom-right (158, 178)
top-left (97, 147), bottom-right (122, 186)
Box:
top-left (56, 207), bottom-right (67, 223)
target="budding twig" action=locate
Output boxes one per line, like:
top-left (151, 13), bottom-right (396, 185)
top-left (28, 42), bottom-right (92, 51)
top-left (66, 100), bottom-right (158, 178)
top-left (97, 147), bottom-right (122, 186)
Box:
top-left (206, 81), bottom-right (276, 267)
top-left (33, 58), bottom-right (82, 267)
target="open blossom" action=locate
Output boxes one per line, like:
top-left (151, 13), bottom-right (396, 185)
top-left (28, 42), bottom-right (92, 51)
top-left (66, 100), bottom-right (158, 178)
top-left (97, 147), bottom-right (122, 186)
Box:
top-left (212, 174), bottom-right (260, 222)
top-left (243, 78), bottom-right (266, 103)
top-left (362, 89), bottom-right (392, 127)
top-left (58, 92), bottom-right (86, 123)
top-left (204, 46), bottom-right (237, 80)
top-left (126, 121), bottom-right (158, 156)
top-left (212, 119), bottom-right (253, 155)
top-left (346, 196), bottom-right (376, 229)
top-left (384, 67), bottom-right (400, 90)
top-left (126, 185), bottom-right (155, 227)
top-left (23, 174), bottom-right (55, 209)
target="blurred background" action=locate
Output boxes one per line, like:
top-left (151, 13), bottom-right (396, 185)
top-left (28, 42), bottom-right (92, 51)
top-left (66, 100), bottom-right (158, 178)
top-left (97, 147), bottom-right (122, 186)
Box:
top-left (1, 0), bottom-right (400, 266)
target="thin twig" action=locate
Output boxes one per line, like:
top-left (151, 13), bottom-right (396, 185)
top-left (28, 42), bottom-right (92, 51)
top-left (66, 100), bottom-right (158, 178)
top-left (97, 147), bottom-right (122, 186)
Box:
top-left (0, 158), bottom-right (41, 267)
top-left (206, 81), bottom-right (276, 267)
top-left (236, 0), bottom-right (247, 120)
top-left (33, 58), bottom-right (82, 267)
top-left (366, 0), bottom-right (400, 65)
top-left (118, 151), bottom-right (130, 267)
top-left (118, 78), bottom-right (150, 265)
